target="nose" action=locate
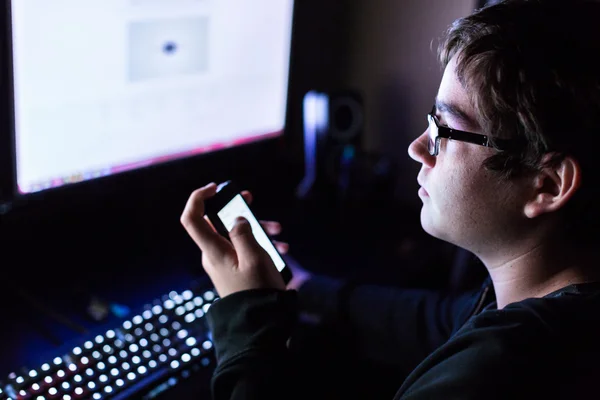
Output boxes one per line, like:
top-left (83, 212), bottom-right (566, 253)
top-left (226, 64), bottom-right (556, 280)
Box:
top-left (408, 130), bottom-right (435, 168)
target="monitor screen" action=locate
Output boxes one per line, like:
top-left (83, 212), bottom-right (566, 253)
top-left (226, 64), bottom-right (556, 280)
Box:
top-left (9, 0), bottom-right (294, 196)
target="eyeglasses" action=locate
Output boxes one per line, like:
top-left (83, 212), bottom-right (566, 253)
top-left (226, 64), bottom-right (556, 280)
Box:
top-left (426, 106), bottom-right (512, 156)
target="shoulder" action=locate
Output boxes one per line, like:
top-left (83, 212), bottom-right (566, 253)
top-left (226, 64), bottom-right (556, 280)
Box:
top-left (444, 301), bottom-right (556, 371)
top-left (397, 297), bottom-right (585, 399)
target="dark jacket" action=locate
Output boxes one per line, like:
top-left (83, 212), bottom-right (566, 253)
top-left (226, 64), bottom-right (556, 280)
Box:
top-left (206, 276), bottom-right (600, 399)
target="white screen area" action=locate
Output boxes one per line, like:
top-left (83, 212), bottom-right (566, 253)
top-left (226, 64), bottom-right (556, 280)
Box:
top-left (11, 0), bottom-right (294, 194)
top-left (217, 194), bottom-right (285, 272)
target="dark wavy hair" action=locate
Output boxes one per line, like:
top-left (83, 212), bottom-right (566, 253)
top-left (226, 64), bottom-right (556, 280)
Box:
top-left (438, 0), bottom-right (600, 246)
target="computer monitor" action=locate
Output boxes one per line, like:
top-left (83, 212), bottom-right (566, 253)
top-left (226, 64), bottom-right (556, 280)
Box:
top-left (0, 0), bottom-right (296, 211)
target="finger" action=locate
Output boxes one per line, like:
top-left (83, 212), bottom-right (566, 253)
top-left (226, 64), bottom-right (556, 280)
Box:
top-left (204, 215), bottom-right (217, 233)
top-left (260, 220), bottom-right (282, 236)
top-left (181, 183), bottom-right (230, 257)
top-left (241, 190), bottom-right (253, 205)
top-left (273, 240), bottom-right (289, 254)
top-left (229, 217), bottom-right (265, 262)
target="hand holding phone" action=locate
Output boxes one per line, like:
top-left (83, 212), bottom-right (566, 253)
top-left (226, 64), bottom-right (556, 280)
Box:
top-left (204, 181), bottom-right (293, 284)
top-left (180, 181), bottom-right (292, 298)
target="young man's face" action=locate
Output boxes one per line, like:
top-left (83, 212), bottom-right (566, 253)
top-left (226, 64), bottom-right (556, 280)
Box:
top-left (408, 56), bottom-right (529, 254)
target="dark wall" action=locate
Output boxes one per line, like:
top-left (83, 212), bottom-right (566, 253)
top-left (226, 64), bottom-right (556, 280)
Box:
top-left (342, 0), bottom-right (476, 205)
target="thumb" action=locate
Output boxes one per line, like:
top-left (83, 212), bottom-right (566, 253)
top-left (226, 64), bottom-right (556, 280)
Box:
top-left (229, 217), bottom-right (263, 262)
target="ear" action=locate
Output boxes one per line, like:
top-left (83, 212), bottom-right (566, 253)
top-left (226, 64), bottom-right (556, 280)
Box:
top-left (524, 155), bottom-right (582, 219)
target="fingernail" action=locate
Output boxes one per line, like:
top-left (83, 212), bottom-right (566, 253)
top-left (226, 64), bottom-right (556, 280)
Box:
top-left (235, 217), bottom-right (249, 226)
top-left (202, 182), bottom-right (216, 189)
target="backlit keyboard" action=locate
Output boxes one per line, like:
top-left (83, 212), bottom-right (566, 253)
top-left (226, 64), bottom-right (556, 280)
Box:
top-left (0, 285), bottom-right (219, 399)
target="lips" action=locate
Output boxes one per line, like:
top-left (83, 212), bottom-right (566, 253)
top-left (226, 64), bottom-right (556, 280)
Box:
top-left (417, 178), bottom-right (429, 197)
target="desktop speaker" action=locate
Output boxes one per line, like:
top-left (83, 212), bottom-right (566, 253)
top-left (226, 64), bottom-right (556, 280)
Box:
top-left (296, 89), bottom-right (364, 199)
top-left (328, 89), bottom-right (364, 146)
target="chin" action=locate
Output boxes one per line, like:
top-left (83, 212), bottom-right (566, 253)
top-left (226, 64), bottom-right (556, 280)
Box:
top-left (420, 207), bottom-right (451, 243)
top-left (420, 207), bottom-right (438, 236)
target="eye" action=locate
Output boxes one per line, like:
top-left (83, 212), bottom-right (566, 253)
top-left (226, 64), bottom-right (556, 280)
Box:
top-left (435, 116), bottom-right (451, 129)
top-left (430, 113), bottom-right (446, 128)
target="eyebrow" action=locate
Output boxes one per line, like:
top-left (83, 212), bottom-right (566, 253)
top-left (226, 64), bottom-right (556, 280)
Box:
top-left (434, 99), bottom-right (480, 130)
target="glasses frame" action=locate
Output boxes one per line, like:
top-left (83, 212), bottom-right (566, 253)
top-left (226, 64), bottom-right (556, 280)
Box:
top-left (427, 106), bottom-right (511, 156)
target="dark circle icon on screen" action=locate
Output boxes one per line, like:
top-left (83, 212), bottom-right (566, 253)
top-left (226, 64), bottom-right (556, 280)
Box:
top-left (163, 41), bottom-right (178, 55)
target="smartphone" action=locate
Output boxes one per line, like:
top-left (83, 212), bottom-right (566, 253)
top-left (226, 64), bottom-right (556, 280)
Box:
top-left (204, 180), bottom-right (293, 284)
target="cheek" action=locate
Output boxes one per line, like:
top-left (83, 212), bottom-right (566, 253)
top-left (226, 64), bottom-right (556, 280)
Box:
top-left (433, 144), bottom-right (479, 200)
top-left (437, 164), bottom-right (478, 205)
top-left (433, 162), bottom-right (491, 225)
top-left (452, 169), bottom-right (521, 228)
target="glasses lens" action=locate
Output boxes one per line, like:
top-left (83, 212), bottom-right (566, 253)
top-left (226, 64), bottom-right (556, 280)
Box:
top-left (427, 114), bottom-right (437, 155)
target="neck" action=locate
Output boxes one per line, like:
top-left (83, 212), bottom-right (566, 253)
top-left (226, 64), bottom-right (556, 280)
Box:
top-left (478, 239), bottom-right (598, 309)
